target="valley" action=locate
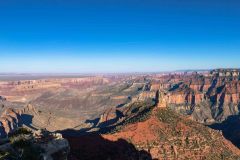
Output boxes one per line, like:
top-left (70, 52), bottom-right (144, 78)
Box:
top-left (1, 69), bottom-right (240, 159)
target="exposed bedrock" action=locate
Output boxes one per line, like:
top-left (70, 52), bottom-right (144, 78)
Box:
top-left (154, 69), bottom-right (240, 123)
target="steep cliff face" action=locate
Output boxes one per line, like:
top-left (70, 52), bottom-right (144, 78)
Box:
top-left (0, 103), bottom-right (38, 138)
top-left (0, 108), bottom-right (21, 138)
top-left (154, 69), bottom-right (240, 123)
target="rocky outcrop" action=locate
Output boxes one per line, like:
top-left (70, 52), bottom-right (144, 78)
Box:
top-left (133, 91), bottom-right (157, 102)
top-left (35, 131), bottom-right (70, 160)
top-left (0, 103), bottom-right (39, 138)
top-left (0, 108), bottom-right (21, 138)
top-left (0, 128), bottom-right (69, 160)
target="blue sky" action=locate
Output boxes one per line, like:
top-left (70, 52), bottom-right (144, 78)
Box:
top-left (0, 0), bottom-right (240, 73)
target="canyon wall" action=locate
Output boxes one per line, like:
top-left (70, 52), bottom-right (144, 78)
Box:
top-left (0, 103), bottom-right (36, 138)
top-left (153, 69), bottom-right (240, 123)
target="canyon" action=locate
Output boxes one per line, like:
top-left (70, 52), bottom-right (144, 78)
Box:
top-left (0, 70), bottom-right (240, 159)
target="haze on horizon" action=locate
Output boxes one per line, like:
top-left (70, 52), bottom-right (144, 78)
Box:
top-left (0, 0), bottom-right (240, 73)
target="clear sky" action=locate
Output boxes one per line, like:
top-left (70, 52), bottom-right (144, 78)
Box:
top-left (0, 0), bottom-right (240, 73)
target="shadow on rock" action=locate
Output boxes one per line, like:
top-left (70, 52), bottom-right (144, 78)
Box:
top-left (20, 114), bottom-right (38, 130)
top-left (209, 115), bottom-right (240, 148)
top-left (65, 134), bottom-right (153, 160)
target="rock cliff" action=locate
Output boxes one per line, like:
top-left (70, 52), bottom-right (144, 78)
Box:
top-left (0, 107), bottom-right (21, 138)
top-left (153, 69), bottom-right (240, 123)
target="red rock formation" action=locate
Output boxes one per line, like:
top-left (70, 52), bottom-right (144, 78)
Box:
top-left (0, 108), bottom-right (21, 137)
top-left (153, 69), bottom-right (240, 122)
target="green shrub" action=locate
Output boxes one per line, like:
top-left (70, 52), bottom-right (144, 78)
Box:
top-left (12, 139), bottom-right (43, 160)
top-left (156, 108), bottom-right (180, 127)
top-left (0, 151), bottom-right (10, 160)
top-left (9, 128), bottom-right (32, 138)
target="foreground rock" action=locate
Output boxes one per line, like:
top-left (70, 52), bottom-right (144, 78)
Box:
top-left (0, 103), bottom-right (70, 160)
top-left (0, 128), bottom-right (69, 160)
